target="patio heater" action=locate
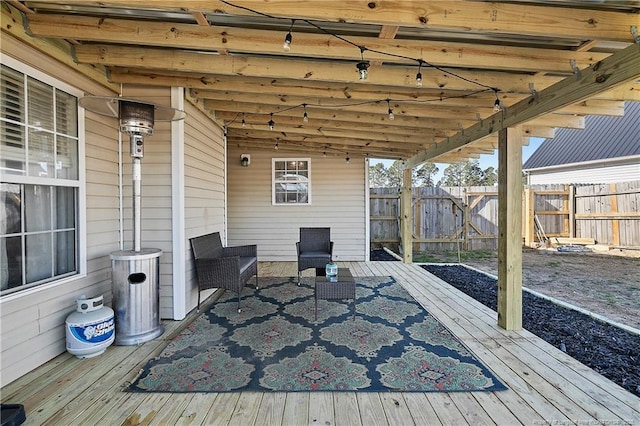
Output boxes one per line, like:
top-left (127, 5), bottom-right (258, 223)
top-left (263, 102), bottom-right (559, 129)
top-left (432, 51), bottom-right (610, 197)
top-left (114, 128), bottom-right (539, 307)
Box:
top-left (79, 96), bottom-right (186, 345)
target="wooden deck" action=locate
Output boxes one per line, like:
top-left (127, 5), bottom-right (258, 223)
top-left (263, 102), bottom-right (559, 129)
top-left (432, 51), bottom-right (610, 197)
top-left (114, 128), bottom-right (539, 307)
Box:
top-left (3, 261), bottom-right (639, 425)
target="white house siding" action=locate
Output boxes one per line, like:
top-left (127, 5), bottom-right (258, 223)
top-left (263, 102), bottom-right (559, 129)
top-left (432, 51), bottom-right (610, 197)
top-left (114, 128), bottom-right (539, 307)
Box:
top-left (183, 104), bottom-right (226, 310)
top-left (0, 39), bottom-right (120, 385)
top-left (527, 159), bottom-right (640, 185)
top-left (227, 149), bottom-right (367, 262)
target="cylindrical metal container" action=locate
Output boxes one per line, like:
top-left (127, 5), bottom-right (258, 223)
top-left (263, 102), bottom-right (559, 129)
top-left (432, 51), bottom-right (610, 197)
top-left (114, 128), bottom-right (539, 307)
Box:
top-left (66, 295), bottom-right (115, 358)
top-left (110, 248), bottom-right (164, 345)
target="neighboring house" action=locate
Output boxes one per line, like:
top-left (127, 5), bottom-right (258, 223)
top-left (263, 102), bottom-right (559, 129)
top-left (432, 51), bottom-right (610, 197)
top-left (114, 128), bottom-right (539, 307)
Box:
top-left (0, 40), bottom-right (367, 386)
top-left (523, 102), bottom-right (640, 184)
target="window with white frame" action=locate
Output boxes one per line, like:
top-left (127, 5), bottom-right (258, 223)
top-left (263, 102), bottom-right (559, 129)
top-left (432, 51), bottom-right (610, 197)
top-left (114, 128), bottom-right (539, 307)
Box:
top-left (272, 158), bottom-right (311, 205)
top-left (1, 61), bottom-right (82, 295)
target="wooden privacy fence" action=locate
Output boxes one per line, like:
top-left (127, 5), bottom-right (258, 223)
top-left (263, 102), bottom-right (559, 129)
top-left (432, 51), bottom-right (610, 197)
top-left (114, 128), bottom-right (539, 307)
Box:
top-left (370, 180), bottom-right (640, 252)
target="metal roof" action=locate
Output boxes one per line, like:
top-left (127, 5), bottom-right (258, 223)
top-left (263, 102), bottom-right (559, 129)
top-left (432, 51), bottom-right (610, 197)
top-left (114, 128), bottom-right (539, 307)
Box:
top-left (523, 102), bottom-right (640, 169)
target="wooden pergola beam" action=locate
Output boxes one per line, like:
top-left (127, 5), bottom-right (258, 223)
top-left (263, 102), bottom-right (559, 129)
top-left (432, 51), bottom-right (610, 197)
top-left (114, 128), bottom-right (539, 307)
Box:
top-left (108, 69), bottom-right (640, 102)
top-left (27, 14), bottom-right (609, 73)
top-left (404, 42), bottom-right (640, 169)
top-left (74, 43), bottom-right (570, 93)
top-left (60, 1), bottom-right (639, 42)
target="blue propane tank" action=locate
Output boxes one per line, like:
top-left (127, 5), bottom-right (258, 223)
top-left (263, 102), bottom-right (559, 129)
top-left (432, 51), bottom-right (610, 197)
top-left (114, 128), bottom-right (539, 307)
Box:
top-left (65, 295), bottom-right (115, 358)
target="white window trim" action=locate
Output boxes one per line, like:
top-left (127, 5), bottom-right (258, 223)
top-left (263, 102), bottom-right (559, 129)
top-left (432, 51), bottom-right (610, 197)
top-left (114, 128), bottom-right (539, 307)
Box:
top-left (0, 54), bottom-right (87, 298)
top-left (272, 157), bottom-right (312, 205)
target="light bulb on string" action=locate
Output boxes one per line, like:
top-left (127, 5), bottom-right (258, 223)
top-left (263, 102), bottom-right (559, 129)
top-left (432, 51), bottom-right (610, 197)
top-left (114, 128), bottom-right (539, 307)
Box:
top-left (387, 99), bottom-right (394, 120)
top-left (241, 112), bottom-right (246, 128)
top-left (493, 90), bottom-right (503, 112)
top-left (274, 138), bottom-right (279, 150)
top-left (323, 151), bottom-right (327, 157)
top-left (302, 104), bottom-right (309, 123)
top-left (268, 112), bottom-right (275, 131)
top-left (356, 46), bottom-right (370, 81)
top-left (282, 19), bottom-right (295, 51)
top-left (415, 61), bottom-right (423, 87)
top-left (345, 153), bottom-right (350, 164)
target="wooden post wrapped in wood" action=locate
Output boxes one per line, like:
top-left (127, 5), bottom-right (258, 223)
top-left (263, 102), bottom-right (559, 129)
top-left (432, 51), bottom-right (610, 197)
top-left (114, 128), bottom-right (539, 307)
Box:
top-left (498, 127), bottom-right (523, 331)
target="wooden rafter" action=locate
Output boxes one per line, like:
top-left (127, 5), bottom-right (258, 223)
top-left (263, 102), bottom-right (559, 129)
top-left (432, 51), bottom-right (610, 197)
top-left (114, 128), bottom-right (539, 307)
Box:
top-left (405, 43), bottom-right (640, 168)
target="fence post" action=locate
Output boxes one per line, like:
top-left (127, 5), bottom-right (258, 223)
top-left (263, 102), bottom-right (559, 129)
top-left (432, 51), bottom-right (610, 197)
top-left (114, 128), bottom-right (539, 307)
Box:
top-left (463, 191), bottom-right (470, 251)
top-left (569, 185), bottom-right (576, 238)
top-left (610, 183), bottom-right (621, 246)
top-left (524, 187), bottom-right (535, 247)
top-left (400, 168), bottom-right (413, 263)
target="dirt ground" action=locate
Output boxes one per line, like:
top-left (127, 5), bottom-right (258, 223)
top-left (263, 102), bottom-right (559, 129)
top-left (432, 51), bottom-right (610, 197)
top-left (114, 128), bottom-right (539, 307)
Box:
top-left (417, 247), bottom-right (640, 330)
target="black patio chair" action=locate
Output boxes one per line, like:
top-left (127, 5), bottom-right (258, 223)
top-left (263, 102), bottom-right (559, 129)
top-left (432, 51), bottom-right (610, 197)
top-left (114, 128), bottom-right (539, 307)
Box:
top-left (296, 227), bottom-right (333, 285)
top-left (189, 232), bottom-right (258, 312)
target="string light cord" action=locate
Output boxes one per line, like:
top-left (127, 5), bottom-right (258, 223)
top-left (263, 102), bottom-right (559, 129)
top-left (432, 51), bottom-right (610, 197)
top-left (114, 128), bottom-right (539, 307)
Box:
top-left (219, 0), bottom-right (500, 92)
top-left (225, 88), bottom-right (494, 128)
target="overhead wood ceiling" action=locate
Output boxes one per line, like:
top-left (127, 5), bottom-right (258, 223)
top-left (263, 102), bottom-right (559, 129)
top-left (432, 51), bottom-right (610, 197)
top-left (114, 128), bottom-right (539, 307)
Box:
top-left (4, 0), bottom-right (640, 164)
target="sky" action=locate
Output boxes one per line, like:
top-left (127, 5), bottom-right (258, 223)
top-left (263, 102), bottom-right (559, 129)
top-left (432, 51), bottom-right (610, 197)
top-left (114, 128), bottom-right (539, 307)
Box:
top-left (371, 137), bottom-right (545, 182)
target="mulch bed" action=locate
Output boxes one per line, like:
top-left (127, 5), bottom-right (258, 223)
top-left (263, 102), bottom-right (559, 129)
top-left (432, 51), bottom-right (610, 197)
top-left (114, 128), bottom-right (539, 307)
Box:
top-left (421, 264), bottom-right (640, 397)
top-left (370, 249), bottom-right (399, 261)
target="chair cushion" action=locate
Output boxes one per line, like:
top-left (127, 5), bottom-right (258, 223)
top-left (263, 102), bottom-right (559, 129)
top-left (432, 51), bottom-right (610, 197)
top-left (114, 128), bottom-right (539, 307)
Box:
top-left (239, 256), bottom-right (256, 274)
top-left (299, 251), bottom-right (332, 260)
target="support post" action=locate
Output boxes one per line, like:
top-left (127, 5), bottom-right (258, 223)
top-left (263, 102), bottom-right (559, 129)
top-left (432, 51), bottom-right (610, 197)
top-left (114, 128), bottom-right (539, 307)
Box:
top-left (401, 168), bottom-right (413, 263)
top-left (497, 127), bottom-right (523, 330)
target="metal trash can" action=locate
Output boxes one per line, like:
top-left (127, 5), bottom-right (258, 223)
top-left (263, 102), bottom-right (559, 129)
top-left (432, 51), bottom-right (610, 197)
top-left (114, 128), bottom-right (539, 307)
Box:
top-left (110, 248), bottom-right (164, 345)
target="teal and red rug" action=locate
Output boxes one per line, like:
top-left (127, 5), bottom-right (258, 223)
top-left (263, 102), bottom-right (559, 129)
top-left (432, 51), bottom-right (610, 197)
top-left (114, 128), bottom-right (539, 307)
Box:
top-left (129, 276), bottom-right (506, 393)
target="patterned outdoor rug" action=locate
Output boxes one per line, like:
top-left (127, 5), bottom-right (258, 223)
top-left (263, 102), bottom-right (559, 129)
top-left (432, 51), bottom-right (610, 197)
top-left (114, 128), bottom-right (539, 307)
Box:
top-left (129, 276), bottom-right (506, 393)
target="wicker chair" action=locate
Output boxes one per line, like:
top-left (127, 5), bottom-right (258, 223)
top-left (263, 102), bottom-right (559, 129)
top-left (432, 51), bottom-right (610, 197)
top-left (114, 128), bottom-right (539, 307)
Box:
top-left (296, 227), bottom-right (333, 285)
top-left (189, 232), bottom-right (258, 312)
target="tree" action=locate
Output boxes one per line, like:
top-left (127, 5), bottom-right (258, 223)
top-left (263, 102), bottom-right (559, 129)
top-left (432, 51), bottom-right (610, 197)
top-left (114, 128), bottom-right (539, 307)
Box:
top-left (414, 162), bottom-right (439, 187)
top-left (386, 160), bottom-right (404, 188)
top-left (439, 159), bottom-right (498, 186)
top-left (368, 162), bottom-right (388, 187)
top-left (369, 160), bottom-right (439, 188)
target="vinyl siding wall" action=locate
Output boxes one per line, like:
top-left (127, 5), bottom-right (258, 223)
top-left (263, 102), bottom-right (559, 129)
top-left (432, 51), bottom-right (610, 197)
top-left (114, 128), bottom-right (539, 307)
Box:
top-left (527, 158), bottom-right (640, 184)
top-left (0, 39), bottom-right (120, 386)
top-left (183, 104), bottom-right (226, 310)
top-left (227, 148), bottom-right (367, 261)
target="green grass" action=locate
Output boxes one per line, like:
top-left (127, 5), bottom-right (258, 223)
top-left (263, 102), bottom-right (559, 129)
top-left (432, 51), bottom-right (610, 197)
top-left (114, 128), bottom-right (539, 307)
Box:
top-left (546, 261), bottom-right (561, 267)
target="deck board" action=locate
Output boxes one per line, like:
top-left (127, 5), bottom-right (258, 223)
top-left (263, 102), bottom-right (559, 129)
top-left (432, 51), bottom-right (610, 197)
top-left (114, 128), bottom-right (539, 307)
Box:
top-left (3, 261), bottom-right (639, 425)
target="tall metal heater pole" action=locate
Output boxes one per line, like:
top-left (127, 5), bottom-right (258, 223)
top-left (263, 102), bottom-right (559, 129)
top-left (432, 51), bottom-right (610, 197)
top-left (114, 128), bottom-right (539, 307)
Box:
top-left (132, 154), bottom-right (142, 252)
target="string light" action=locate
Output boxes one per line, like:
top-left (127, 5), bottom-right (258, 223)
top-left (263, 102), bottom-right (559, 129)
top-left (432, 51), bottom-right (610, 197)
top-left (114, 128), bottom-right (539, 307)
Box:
top-left (274, 137), bottom-right (279, 150)
top-left (356, 46), bottom-right (370, 81)
top-left (282, 19), bottom-right (295, 51)
top-left (241, 112), bottom-right (246, 128)
top-left (493, 90), bottom-right (503, 112)
top-left (323, 151), bottom-right (327, 157)
top-left (218, 0), bottom-right (510, 157)
top-left (416, 60), bottom-right (423, 87)
top-left (345, 153), bottom-right (350, 164)
top-left (268, 112), bottom-right (275, 130)
top-left (220, 1), bottom-right (502, 94)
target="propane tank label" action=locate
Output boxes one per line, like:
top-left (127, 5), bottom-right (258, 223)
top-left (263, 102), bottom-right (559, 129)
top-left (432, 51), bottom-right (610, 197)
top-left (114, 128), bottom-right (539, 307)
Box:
top-left (69, 318), bottom-right (115, 343)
